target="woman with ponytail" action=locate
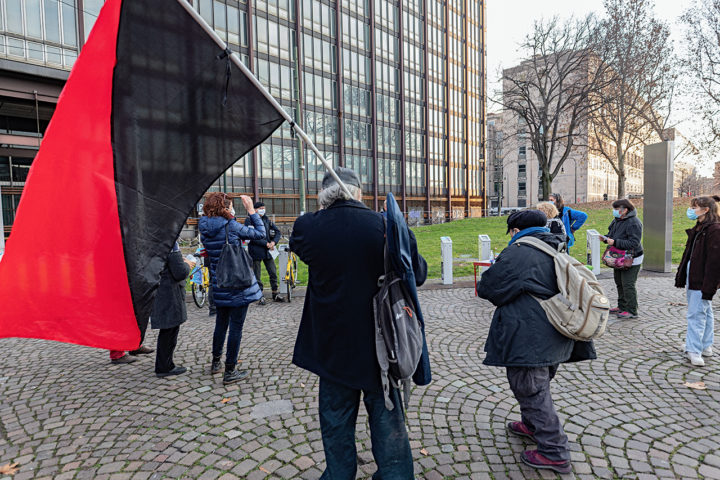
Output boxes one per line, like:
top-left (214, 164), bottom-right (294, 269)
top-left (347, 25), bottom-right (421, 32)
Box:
top-left (675, 195), bottom-right (720, 367)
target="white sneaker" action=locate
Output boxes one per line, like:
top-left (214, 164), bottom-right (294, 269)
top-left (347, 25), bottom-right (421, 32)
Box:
top-left (687, 352), bottom-right (705, 367)
top-left (702, 346), bottom-right (713, 357)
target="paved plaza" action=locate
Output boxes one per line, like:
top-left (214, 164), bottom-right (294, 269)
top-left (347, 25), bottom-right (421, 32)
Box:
top-left (1, 274), bottom-right (719, 480)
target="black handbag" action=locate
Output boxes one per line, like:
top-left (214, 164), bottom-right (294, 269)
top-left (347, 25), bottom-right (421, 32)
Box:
top-left (215, 222), bottom-right (255, 290)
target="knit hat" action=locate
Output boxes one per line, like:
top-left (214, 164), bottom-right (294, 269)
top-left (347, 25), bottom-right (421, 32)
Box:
top-left (321, 167), bottom-right (361, 189)
top-left (506, 210), bottom-right (548, 234)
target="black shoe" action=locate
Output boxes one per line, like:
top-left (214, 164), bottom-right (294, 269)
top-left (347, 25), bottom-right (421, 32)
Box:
top-left (156, 366), bottom-right (187, 378)
top-left (210, 356), bottom-right (222, 375)
top-left (223, 368), bottom-right (249, 385)
top-left (111, 354), bottom-right (138, 364)
top-left (129, 345), bottom-right (154, 355)
top-left (273, 293), bottom-right (285, 303)
top-left (258, 296), bottom-right (266, 305)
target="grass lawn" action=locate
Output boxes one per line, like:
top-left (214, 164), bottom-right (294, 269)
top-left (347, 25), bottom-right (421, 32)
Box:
top-left (255, 198), bottom-right (696, 288)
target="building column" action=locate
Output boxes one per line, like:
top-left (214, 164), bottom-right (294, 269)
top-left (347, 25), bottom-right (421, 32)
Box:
top-left (423, 0), bottom-right (431, 222)
top-left (398, 1), bottom-right (407, 214)
top-left (369, 0), bottom-right (379, 210)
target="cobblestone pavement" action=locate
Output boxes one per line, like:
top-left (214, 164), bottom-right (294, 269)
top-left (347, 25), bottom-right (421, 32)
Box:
top-left (1, 275), bottom-right (719, 480)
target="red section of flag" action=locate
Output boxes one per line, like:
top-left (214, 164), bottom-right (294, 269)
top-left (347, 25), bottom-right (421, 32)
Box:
top-left (0, 0), bottom-right (140, 350)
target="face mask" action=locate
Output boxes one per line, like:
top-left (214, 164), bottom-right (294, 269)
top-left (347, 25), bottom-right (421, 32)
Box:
top-left (229, 206), bottom-right (236, 217)
top-left (257, 209), bottom-right (266, 216)
top-left (612, 209), bottom-right (622, 218)
top-left (549, 199), bottom-right (555, 205)
top-left (687, 207), bottom-right (698, 221)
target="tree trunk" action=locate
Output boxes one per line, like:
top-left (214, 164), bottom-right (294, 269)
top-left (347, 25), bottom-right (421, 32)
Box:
top-left (617, 172), bottom-right (626, 198)
top-left (541, 169), bottom-right (553, 201)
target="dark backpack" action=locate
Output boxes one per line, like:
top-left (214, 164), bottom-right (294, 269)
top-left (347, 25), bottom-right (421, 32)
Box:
top-left (373, 239), bottom-right (424, 411)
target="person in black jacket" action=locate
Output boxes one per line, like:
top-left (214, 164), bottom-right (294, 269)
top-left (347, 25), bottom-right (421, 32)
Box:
top-left (601, 199), bottom-right (643, 319)
top-left (477, 210), bottom-right (596, 475)
top-left (244, 202), bottom-right (283, 305)
top-left (151, 242), bottom-right (193, 377)
top-left (290, 167), bottom-right (427, 480)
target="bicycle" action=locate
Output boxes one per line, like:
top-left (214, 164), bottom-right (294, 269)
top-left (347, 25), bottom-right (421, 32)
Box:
top-left (188, 259), bottom-right (210, 308)
top-left (283, 248), bottom-right (298, 302)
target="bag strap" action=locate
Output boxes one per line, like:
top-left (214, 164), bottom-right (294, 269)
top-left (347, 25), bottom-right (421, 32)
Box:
top-left (515, 236), bottom-right (560, 258)
top-left (224, 221), bottom-right (230, 245)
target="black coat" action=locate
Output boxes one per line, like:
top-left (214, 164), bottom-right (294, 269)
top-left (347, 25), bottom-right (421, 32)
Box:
top-left (477, 231), bottom-right (597, 367)
top-left (675, 221), bottom-right (720, 300)
top-left (606, 210), bottom-right (643, 256)
top-left (151, 251), bottom-right (191, 330)
top-left (289, 199), bottom-right (427, 392)
top-left (244, 215), bottom-right (282, 260)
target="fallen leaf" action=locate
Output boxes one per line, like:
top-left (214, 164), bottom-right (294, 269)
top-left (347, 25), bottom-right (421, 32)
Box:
top-left (668, 302), bottom-right (687, 306)
top-left (0, 462), bottom-right (19, 475)
top-left (300, 383), bottom-right (306, 388)
top-left (259, 466), bottom-right (271, 474)
top-left (683, 381), bottom-right (707, 390)
top-left (221, 398), bottom-right (230, 404)
top-left (420, 448), bottom-right (429, 456)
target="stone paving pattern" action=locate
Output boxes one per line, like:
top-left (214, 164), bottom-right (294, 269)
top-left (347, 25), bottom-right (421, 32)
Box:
top-left (1, 275), bottom-right (719, 479)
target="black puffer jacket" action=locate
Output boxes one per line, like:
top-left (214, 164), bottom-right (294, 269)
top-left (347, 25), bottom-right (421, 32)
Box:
top-left (606, 209), bottom-right (643, 256)
top-left (244, 215), bottom-right (282, 261)
top-left (477, 231), bottom-right (597, 367)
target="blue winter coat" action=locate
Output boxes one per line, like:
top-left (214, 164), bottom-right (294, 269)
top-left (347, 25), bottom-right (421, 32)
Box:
top-left (199, 215), bottom-right (266, 307)
top-left (559, 206), bottom-right (588, 248)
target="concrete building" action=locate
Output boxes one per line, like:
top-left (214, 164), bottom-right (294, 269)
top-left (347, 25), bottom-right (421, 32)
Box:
top-left (1, 0), bottom-right (487, 237)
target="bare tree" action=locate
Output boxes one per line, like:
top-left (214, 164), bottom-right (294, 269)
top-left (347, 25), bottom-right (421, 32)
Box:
top-left (498, 16), bottom-right (611, 201)
top-left (682, 0), bottom-right (720, 154)
top-left (590, 0), bottom-right (678, 198)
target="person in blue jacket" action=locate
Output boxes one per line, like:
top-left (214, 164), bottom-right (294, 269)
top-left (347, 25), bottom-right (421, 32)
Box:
top-left (549, 193), bottom-right (588, 249)
top-left (199, 192), bottom-right (266, 385)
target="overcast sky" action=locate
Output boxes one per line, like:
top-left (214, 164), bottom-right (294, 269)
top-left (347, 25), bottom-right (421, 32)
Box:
top-left (485, 0), bottom-right (714, 173)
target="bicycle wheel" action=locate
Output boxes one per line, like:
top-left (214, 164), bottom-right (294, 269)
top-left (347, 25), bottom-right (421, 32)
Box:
top-left (192, 283), bottom-right (207, 308)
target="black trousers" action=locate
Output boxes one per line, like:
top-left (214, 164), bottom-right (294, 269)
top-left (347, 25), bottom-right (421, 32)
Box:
top-left (155, 326), bottom-right (180, 373)
top-left (253, 258), bottom-right (278, 292)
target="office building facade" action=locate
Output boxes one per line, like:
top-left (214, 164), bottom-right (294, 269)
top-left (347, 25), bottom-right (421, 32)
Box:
top-left (1, 0), bottom-right (486, 235)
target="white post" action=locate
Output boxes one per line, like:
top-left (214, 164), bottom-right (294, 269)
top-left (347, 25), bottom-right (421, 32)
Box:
top-left (175, 0), bottom-right (352, 198)
top-left (441, 236), bottom-right (453, 285)
top-left (277, 245), bottom-right (290, 295)
top-left (478, 234), bottom-right (491, 261)
top-left (586, 229), bottom-right (601, 272)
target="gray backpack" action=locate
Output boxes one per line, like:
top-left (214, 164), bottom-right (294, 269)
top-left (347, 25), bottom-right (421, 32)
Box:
top-left (373, 247), bottom-right (423, 411)
top-left (516, 237), bottom-right (610, 341)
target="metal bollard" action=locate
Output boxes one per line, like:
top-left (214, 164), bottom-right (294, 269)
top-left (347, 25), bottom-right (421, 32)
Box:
top-left (441, 236), bottom-right (453, 285)
top-left (277, 245), bottom-right (290, 294)
top-left (478, 234), bottom-right (491, 261)
top-left (586, 229), bottom-right (602, 272)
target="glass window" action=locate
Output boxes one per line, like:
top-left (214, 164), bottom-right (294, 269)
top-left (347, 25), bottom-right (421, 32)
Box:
top-left (25, 0), bottom-right (42, 38)
top-left (239, 10), bottom-right (248, 47)
top-left (61, 1), bottom-right (76, 46)
top-left (214, 1), bottom-right (227, 40)
top-left (199, 0), bottom-right (212, 24)
top-left (227, 5), bottom-right (239, 45)
top-left (256, 16), bottom-right (268, 53)
top-left (6, 0), bottom-right (22, 34)
top-left (45, 0), bottom-right (60, 43)
top-left (83, 0), bottom-right (103, 41)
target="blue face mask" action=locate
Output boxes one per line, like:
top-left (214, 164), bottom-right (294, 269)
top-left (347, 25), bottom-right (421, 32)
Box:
top-left (687, 207), bottom-right (698, 220)
top-left (612, 209), bottom-right (621, 218)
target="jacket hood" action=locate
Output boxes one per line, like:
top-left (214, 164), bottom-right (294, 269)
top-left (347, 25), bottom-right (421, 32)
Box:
top-left (619, 209), bottom-right (638, 220)
top-left (199, 215), bottom-right (230, 236)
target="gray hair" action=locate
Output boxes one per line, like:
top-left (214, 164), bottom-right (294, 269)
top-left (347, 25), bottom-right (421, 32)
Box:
top-left (318, 183), bottom-right (362, 209)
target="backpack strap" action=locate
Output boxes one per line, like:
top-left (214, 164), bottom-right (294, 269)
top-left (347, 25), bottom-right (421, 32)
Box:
top-left (515, 236), bottom-right (561, 257)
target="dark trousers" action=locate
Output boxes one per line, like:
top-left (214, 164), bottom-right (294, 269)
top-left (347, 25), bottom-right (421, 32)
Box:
top-left (212, 305), bottom-right (249, 368)
top-left (613, 264), bottom-right (641, 315)
top-left (208, 284), bottom-right (215, 310)
top-left (155, 326), bottom-right (180, 373)
top-left (506, 366), bottom-right (570, 462)
top-left (318, 378), bottom-right (414, 480)
top-left (253, 258), bottom-right (278, 292)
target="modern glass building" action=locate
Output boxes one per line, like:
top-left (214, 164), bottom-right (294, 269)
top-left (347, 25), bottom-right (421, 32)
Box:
top-left (0, 0), bottom-right (486, 234)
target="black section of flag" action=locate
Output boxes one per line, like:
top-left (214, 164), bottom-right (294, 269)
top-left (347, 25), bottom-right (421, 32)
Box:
top-left (111, 0), bottom-right (285, 326)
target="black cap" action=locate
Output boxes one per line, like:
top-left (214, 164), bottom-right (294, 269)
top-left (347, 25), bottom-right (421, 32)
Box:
top-left (506, 210), bottom-right (547, 234)
top-left (253, 201), bottom-right (265, 209)
top-left (321, 167), bottom-right (361, 190)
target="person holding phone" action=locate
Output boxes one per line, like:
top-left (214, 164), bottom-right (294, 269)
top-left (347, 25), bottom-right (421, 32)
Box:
top-left (199, 193), bottom-right (266, 385)
top-left (602, 199), bottom-right (643, 319)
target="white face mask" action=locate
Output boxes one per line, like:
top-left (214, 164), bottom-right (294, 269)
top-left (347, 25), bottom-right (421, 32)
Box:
top-left (257, 209), bottom-right (266, 216)
top-left (229, 206), bottom-right (236, 217)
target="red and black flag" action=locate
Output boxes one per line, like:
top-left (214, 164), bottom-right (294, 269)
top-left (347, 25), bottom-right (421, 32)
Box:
top-left (0, 0), bottom-right (285, 350)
